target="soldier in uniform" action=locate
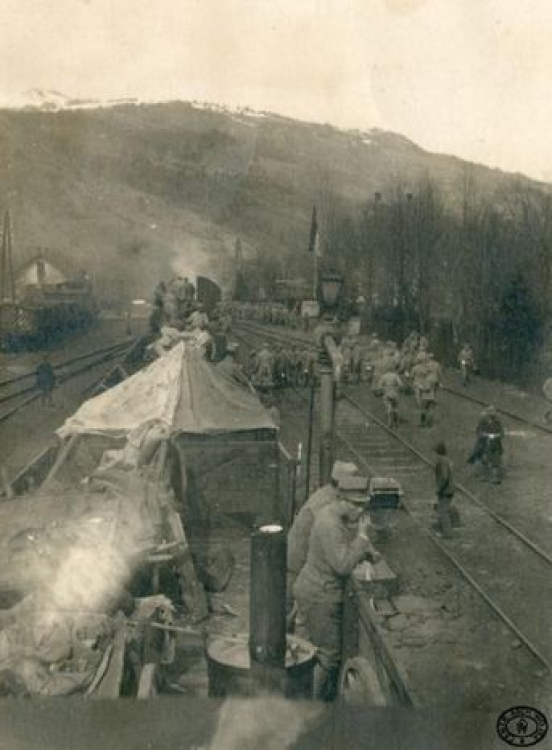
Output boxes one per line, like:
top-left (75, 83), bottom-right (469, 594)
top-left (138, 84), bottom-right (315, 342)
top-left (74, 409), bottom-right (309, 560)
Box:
top-left (294, 475), bottom-right (380, 701)
top-left (286, 461), bottom-right (359, 624)
top-left (298, 347), bottom-right (316, 387)
top-left (434, 442), bottom-right (455, 539)
top-left (458, 343), bottom-right (476, 386)
top-left (378, 368), bottom-right (403, 427)
top-left (254, 343), bottom-right (275, 389)
top-left (36, 355), bottom-right (56, 407)
top-left (411, 355), bottom-right (441, 426)
top-left (467, 405), bottom-right (505, 482)
top-left (188, 303), bottom-right (209, 330)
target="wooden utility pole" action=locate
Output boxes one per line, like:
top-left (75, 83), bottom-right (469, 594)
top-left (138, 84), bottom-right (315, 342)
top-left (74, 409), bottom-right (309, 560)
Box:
top-left (0, 210), bottom-right (15, 304)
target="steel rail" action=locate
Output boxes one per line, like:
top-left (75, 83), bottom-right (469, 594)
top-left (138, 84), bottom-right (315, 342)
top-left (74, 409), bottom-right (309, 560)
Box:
top-left (235, 322), bottom-right (552, 672)
top-left (344, 392), bottom-right (552, 567)
top-left (0, 340), bottom-right (137, 424)
top-left (236, 321), bottom-right (552, 563)
top-left (238, 320), bottom-right (552, 437)
top-left (331, 397), bottom-right (552, 673)
top-left (442, 383), bottom-right (552, 436)
top-left (0, 337), bottom-right (135, 390)
top-left (0, 340), bottom-right (133, 406)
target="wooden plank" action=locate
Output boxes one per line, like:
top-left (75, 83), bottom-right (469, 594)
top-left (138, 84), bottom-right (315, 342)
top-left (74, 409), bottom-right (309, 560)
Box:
top-left (152, 440), bottom-right (208, 622)
top-left (93, 624), bottom-right (127, 699)
top-left (353, 560), bottom-right (399, 597)
top-left (86, 644), bottom-right (113, 696)
top-left (167, 509), bottom-right (208, 622)
top-left (137, 663), bottom-right (158, 698)
top-left (353, 580), bottom-right (416, 707)
top-left (10, 445), bottom-right (59, 496)
top-left (40, 434), bottom-right (79, 489)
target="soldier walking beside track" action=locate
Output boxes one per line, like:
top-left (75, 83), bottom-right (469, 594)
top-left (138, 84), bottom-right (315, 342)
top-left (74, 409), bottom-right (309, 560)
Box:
top-left (378, 368), bottom-right (402, 428)
top-left (467, 405), bottom-right (504, 483)
top-left (36, 355), bottom-right (56, 407)
top-left (434, 441), bottom-right (456, 539)
top-left (411, 353), bottom-right (441, 427)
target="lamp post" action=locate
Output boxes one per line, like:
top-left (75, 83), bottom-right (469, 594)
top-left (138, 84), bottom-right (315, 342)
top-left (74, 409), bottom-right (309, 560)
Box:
top-left (314, 270), bottom-right (344, 487)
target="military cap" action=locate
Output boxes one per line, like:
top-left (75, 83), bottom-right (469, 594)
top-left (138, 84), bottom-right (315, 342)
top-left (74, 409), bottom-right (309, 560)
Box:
top-left (331, 461), bottom-right (359, 481)
top-left (338, 474), bottom-right (369, 503)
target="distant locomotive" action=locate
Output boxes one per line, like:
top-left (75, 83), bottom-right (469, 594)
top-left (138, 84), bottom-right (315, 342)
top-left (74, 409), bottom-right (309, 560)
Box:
top-left (0, 257), bottom-right (97, 348)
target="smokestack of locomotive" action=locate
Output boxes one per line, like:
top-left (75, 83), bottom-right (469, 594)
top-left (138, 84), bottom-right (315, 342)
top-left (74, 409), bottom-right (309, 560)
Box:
top-left (206, 524), bottom-right (316, 698)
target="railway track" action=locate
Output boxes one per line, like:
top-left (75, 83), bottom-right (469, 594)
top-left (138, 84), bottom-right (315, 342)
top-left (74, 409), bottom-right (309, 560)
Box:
top-left (0, 339), bottom-right (137, 424)
top-left (234, 321), bottom-right (552, 679)
top-left (236, 319), bottom-right (552, 433)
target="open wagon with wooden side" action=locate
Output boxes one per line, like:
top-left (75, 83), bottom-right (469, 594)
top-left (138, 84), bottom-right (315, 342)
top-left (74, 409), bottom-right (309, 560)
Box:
top-left (0, 421), bottom-right (205, 697)
top-left (0, 339), bottom-right (297, 697)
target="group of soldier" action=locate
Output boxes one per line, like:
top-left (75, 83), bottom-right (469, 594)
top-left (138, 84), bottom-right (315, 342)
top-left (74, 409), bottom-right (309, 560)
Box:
top-left (233, 301), bottom-right (303, 328)
top-left (368, 332), bottom-right (445, 429)
top-left (245, 342), bottom-right (317, 390)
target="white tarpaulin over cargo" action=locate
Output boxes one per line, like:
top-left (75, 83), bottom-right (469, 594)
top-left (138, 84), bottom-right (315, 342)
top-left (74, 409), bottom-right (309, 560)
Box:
top-left (57, 342), bottom-right (276, 438)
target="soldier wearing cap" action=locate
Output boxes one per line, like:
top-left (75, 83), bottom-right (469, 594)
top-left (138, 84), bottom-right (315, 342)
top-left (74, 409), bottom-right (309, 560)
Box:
top-left (286, 460), bottom-right (358, 623)
top-left (294, 474), bottom-right (380, 701)
top-left (254, 343), bottom-right (275, 388)
top-left (434, 441), bottom-right (455, 539)
top-left (467, 404), bottom-right (504, 464)
top-left (467, 405), bottom-right (504, 481)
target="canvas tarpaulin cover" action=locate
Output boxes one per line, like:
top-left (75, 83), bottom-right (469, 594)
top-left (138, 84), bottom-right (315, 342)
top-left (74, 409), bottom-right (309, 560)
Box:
top-left (57, 342), bottom-right (276, 438)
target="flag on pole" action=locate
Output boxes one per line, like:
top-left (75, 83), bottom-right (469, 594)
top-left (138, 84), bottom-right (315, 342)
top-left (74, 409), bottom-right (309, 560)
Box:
top-left (308, 206), bottom-right (322, 258)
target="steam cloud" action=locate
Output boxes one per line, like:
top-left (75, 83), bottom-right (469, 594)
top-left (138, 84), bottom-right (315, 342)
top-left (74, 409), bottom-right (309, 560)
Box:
top-left (169, 236), bottom-right (224, 288)
top-left (209, 696), bottom-right (322, 750)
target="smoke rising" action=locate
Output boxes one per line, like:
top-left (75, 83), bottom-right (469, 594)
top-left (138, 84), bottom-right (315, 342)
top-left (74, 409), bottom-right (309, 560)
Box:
top-left (169, 236), bottom-right (225, 288)
top-left (209, 696), bottom-right (322, 750)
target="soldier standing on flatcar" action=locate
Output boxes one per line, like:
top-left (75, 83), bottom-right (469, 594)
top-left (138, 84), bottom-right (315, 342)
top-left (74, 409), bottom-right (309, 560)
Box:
top-left (188, 303), bottom-right (209, 330)
top-left (286, 461), bottom-right (359, 626)
top-left (254, 343), bottom-right (275, 389)
top-left (294, 475), bottom-right (380, 701)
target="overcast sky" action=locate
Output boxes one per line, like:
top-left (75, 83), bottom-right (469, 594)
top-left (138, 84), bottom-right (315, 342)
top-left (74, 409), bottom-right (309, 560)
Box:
top-left (2, 0), bottom-right (551, 181)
